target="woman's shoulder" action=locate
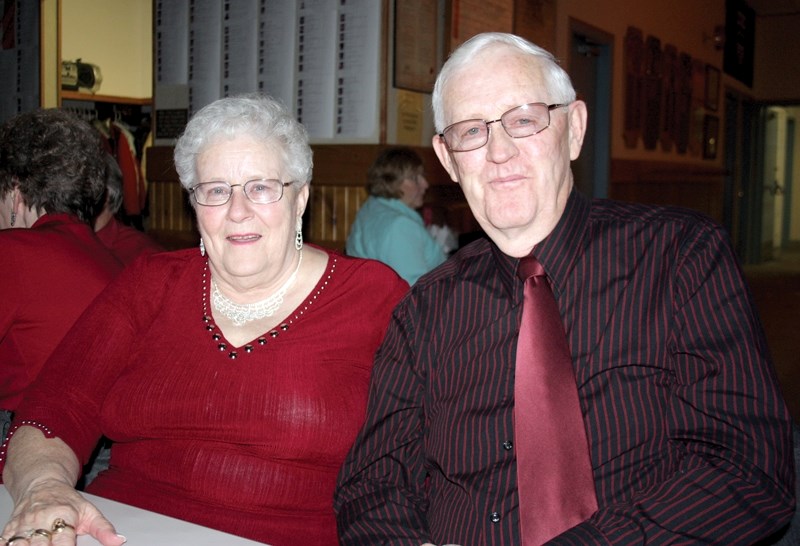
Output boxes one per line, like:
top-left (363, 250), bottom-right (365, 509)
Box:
top-left (1, 217), bottom-right (115, 268)
top-left (126, 246), bottom-right (198, 267)
top-left (318, 245), bottom-right (409, 290)
top-left (111, 247), bottom-right (202, 288)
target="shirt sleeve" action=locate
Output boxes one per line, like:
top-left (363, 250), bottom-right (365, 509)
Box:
top-left (10, 260), bottom-right (149, 466)
top-left (554, 224), bottom-right (796, 544)
top-left (334, 299), bottom-right (433, 545)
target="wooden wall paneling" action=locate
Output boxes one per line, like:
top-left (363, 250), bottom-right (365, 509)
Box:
top-left (513, 0), bottom-right (556, 54)
top-left (309, 185), bottom-right (333, 248)
top-left (145, 145), bottom-right (197, 249)
top-left (610, 158), bottom-right (725, 222)
top-left (309, 144), bottom-right (474, 250)
top-left (448, 0), bottom-right (513, 52)
top-left (148, 179), bottom-right (167, 230)
top-left (308, 184), bottom-right (368, 251)
top-left (145, 143), bottom-right (475, 252)
top-left (146, 179), bottom-right (197, 249)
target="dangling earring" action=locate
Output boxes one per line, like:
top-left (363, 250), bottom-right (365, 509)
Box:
top-left (199, 238), bottom-right (206, 257)
top-left (9, 211), bottom-right (15, 227)
top-left (295, 218), bottom-right (303, 251)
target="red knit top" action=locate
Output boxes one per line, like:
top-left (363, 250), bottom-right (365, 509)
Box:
top-left (0, 214), bottom-right (122, 411)
top-left (11, 248), bottom-right (407, 545)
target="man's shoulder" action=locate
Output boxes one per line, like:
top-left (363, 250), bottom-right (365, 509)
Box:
top-left (589, 197), bottom-right (721, 231)
top-left (413, 236), bottom-right (494, 288)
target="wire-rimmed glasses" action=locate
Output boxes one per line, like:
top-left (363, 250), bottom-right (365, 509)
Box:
top-left (190, 179), bottom-right (293, 206)
top-left (439, 102), bottom-right (569, 152)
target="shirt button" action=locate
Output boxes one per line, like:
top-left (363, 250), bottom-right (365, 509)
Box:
top-left (490, 511), bottom-right (501, 523)
top-left (502, 440), bottom-right (513, 451)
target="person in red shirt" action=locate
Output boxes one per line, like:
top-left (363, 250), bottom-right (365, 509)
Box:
top-left (94, 154), bottom-right (164, 266)
top-left (0, 108), bottom-right (123, 440)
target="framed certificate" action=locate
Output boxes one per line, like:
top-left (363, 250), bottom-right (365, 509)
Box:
top-left (394, 0), bottom-right (439, 93)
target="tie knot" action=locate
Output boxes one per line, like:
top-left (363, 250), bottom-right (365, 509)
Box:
top-left (517, 256), bottom-right (545, 281)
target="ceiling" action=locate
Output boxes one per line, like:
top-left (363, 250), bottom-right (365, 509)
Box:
top-left (747, 0), bottom-right (800, 16)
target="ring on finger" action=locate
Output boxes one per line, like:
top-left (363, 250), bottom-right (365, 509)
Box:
top-left (5, 534), bottom-right (31, 545)
top-left (50, 518), bottom-right (75, 534)
top-left (30, 529), bottom-right (51, 539)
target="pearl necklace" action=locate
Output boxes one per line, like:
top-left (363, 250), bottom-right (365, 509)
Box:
top-left (211, 250), bottom-right (303, 326)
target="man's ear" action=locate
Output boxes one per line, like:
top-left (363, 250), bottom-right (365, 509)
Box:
top-left (567, 100), bottom-right (588, 161)
top-left (432, 134), bottom-right (460, 183)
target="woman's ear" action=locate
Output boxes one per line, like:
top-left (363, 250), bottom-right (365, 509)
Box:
top-left (296, 183), bottom-right (310, 218)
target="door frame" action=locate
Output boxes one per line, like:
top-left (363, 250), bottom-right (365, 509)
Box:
top-left (568, 18), bottom-right (612, 199)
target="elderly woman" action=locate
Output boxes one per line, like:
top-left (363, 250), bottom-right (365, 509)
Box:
top-left (0, 109), bottom-right (123, 440)
top-left (0, 94), bottom-right (408, 546)
top-left (346, 147), bottom-right (447, 285)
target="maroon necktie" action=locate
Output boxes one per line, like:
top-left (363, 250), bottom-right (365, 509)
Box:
top-left (514, 256), bottom-right (598, 545)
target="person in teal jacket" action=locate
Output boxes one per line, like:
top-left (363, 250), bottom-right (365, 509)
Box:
top-left (346, 147), bottom-right (447, 285)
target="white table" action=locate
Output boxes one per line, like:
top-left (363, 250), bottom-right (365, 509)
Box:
top-left (0, 486), bottom-right (266, 545)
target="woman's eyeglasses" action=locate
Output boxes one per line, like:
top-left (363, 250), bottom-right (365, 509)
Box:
top-left (190, 179), bottom-right (293, 206)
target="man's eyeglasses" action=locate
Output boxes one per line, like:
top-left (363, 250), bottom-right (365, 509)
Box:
top-left (190, 179), bottom-right (293, 206)
top-left (439, 102), bottom-right (568, 152)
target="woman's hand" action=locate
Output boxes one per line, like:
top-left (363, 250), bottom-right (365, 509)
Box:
top-left (2, 426), bottom-right (125, 545)
top-left (1, 478), bottom-right (125, 545)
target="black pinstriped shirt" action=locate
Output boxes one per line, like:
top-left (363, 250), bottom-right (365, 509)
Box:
top-left (335, 190), bottom-right (795, 545)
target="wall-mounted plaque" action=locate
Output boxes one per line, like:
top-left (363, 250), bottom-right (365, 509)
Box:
top-left (623, 26), bottom-right (643, 148)
top-left (688, 58), bottom-right (706, 157)
top-left (394, 0), bottom-right (438, 93)
top-left (660, 44), bottom-right (678, 152)
top-left (675, 52), bottom-right (693, 154)
top-left (724, 0), bottom-right (754, 87)
top-left (642, 35), bottom-right (662, 150)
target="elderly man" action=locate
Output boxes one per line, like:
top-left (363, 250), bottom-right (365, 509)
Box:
top-left (335, 32), bottom-right (795, 545)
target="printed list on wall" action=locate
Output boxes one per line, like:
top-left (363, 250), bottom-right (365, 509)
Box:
top-left (154, 0), bottom-right (381, 145)
top-left (0, 0), bottom-right (39, 125)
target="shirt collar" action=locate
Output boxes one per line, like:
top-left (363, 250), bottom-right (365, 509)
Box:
top-left (31, 212), bottom-right (83, 228)
top-left (532, 189), bottom-right (590, 296)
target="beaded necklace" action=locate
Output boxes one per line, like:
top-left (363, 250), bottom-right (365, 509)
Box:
top-left (201, 255), bottom-right (337, 359)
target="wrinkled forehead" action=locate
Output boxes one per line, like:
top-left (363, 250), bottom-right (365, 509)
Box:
top-left (442, 48), bottom-right (552, 122)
